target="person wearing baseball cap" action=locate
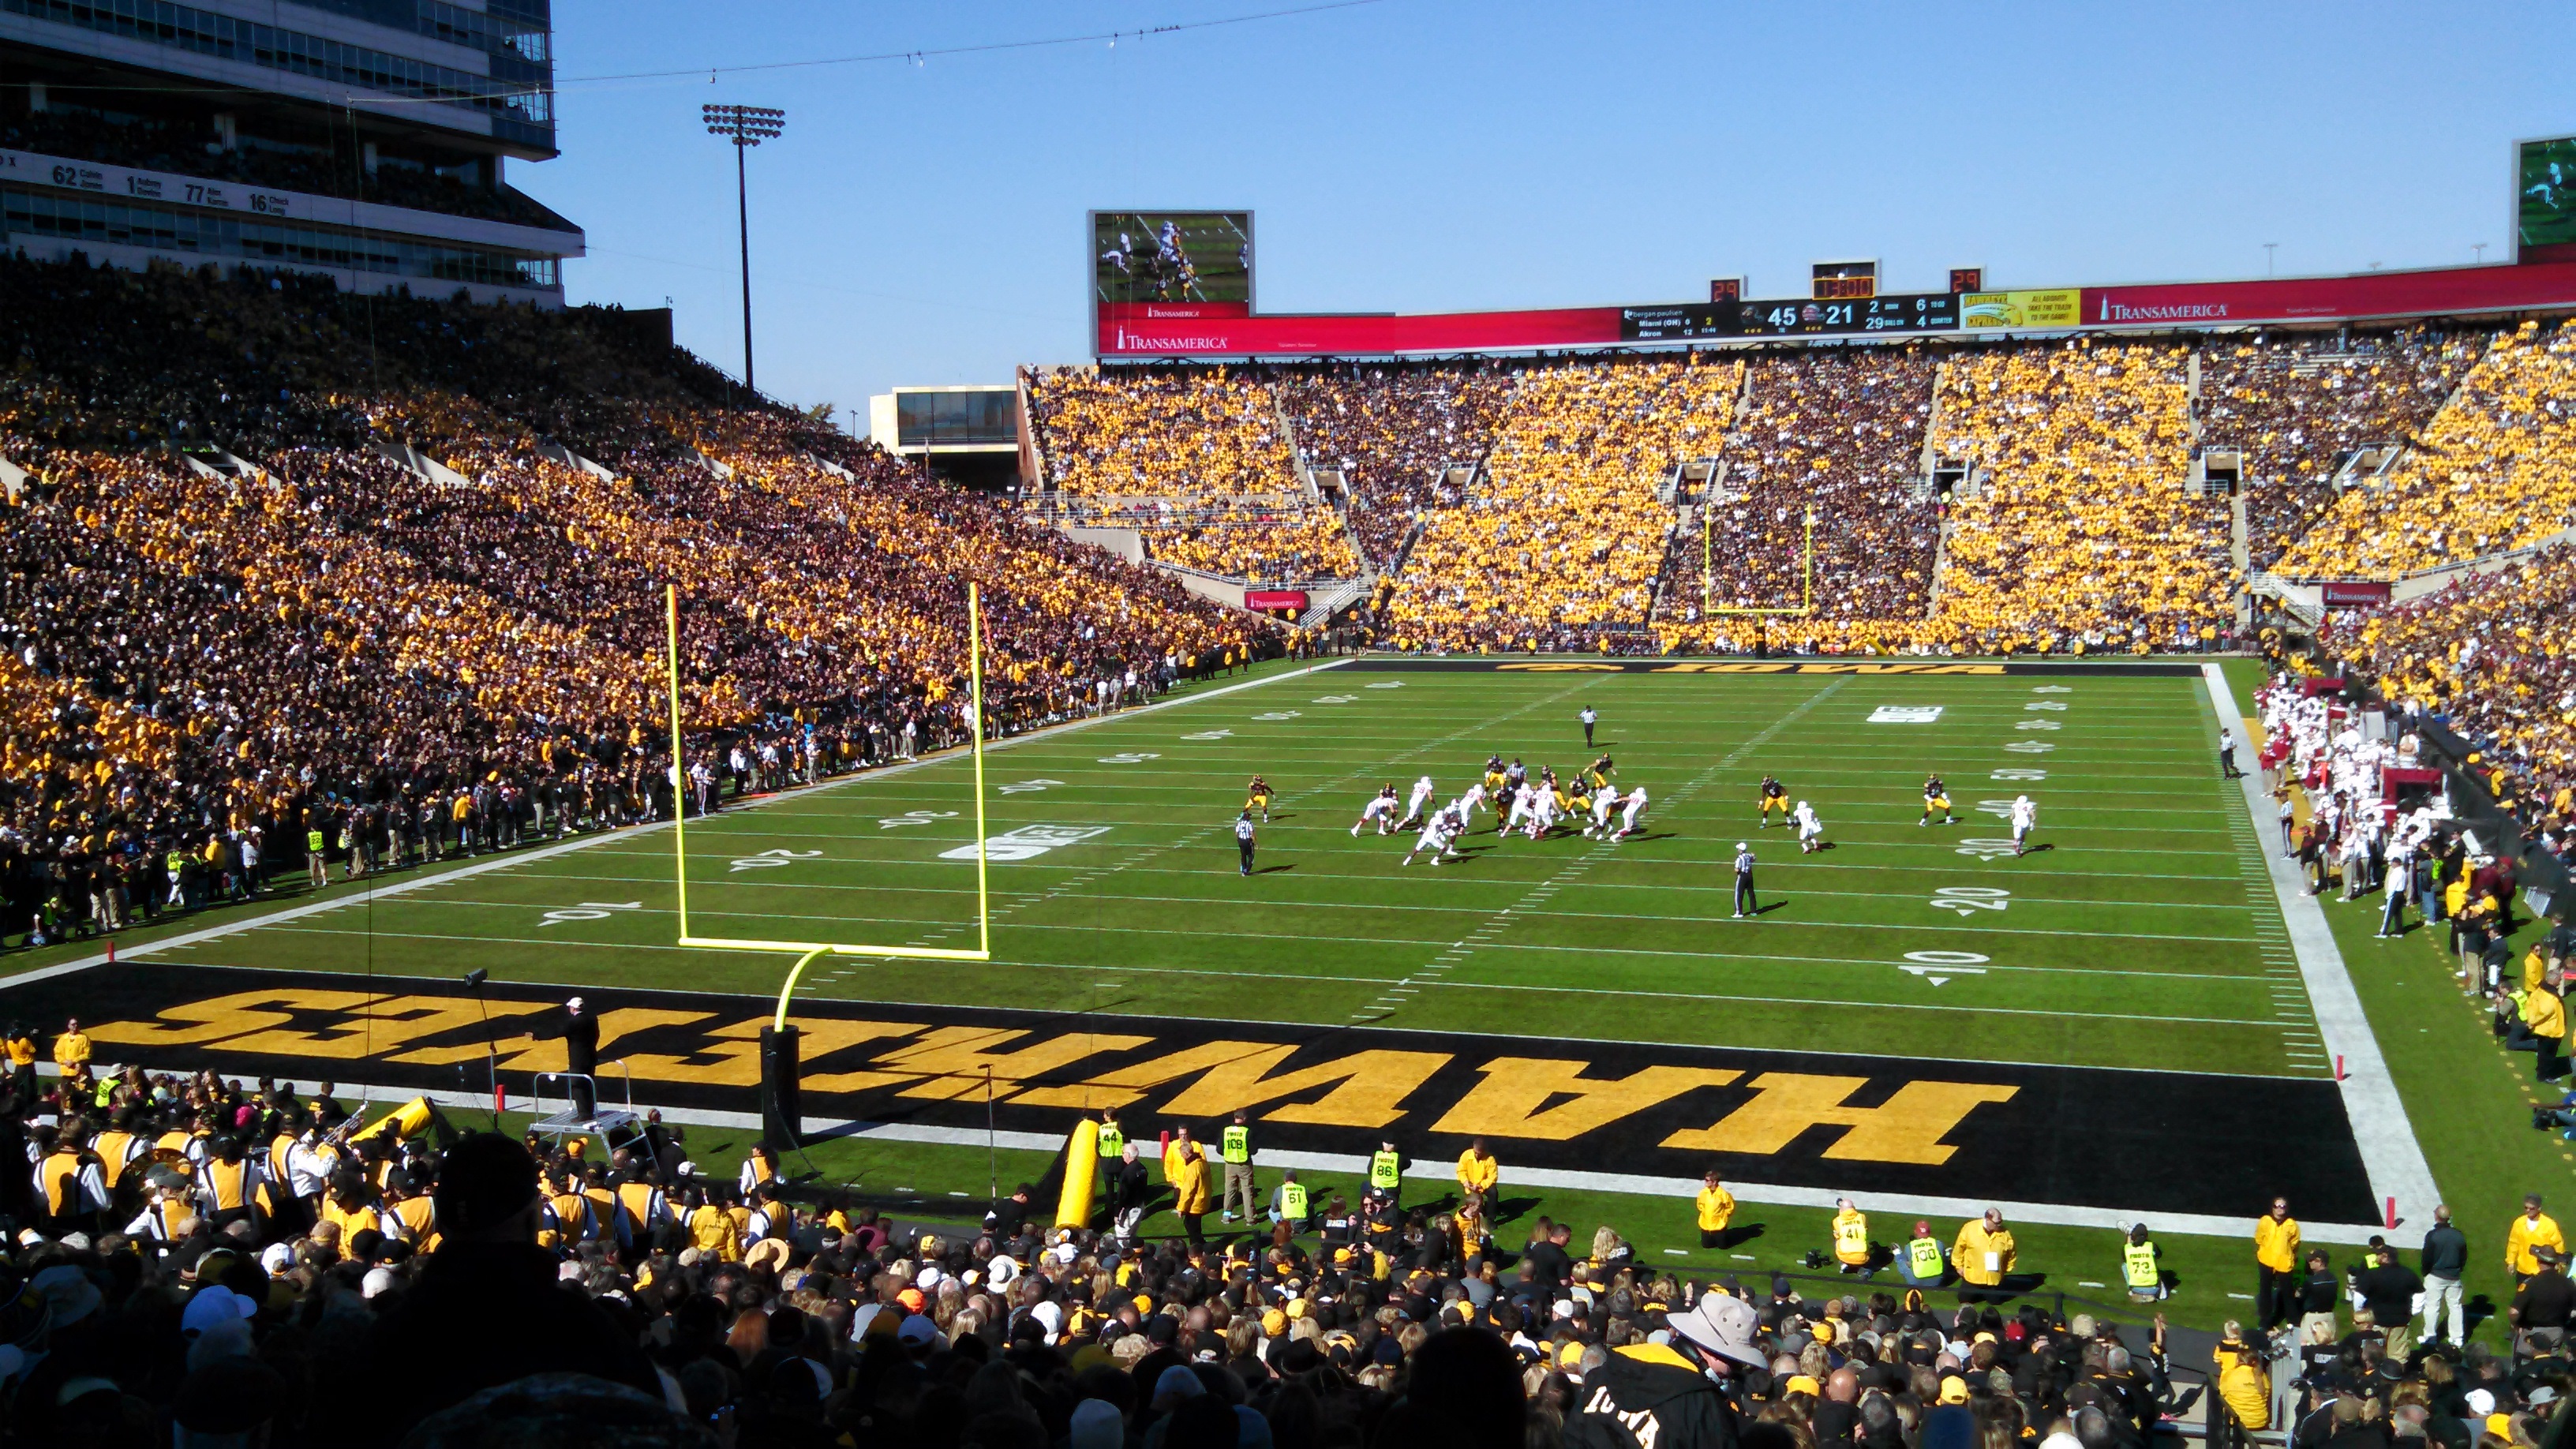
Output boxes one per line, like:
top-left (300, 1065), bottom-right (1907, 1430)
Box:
top-left (1563, 1289), bottom-right (1758, 1449)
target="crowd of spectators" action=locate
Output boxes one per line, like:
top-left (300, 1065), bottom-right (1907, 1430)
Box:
top-left (5, 1044), bottom-right (2574, 1448)
top-left (0, 253), bottom-right (1273, 949)
top-left (1, 103), bottom-right (574, 231)
top-left (1383, 359), bottom-right (1738, 652)
top-left (1926, 341), bottom-right (2236, 655)
top-left (1282, 366), bottom-right (1516, 570)
top-left (1662, 348), bottom-right (1941, 650)
top-left (2279, 321), bottom-right (2576, 582)
top-left (2199, 328), bottom-right (2478, 571)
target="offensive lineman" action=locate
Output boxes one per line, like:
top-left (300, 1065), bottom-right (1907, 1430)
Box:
top-left (1401, 774), bottom-right (1438, 829)
top-left (1352, 784), bottom-right (1401, 837)
top-left (1794, 799), bottom-right (1827, 853)
top-left (1585, 787), bottom-right (1620, 839)
top-left (1758, 775), bottom-right (1790, 829)
top-left (1613, 786), bottom-right (1651, 841)
top-left (2010, 795), bottom-right (2038, 856)
top-left (1402, 806), bottom-right (1464, 867)
top-left (1921, 774), bottom-right (1957, 826)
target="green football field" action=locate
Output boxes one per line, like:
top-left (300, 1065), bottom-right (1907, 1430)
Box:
top-left (153, 660), bottom-right (2307, 1078)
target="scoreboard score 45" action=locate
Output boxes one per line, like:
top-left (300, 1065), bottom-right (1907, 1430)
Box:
top-left (1621, 291), bottom-right (1957, 341)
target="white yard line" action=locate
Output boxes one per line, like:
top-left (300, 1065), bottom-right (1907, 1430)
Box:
top-left (1, 660), bottom-right (1349, 987)
top-left (2202, 662), bottom-right (2440, 1227)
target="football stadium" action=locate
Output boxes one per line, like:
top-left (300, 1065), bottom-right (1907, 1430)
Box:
top-left (3, 4), bottom-right (2576, 1443)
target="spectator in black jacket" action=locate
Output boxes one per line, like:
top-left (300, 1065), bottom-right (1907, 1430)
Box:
top-left (2355, 1243), bottom-right (2425, 1357)
top-left (2510, 1247), bottom-right (2575, 1356)
top-left (2420, 1204), bottom-right (2469, 1345)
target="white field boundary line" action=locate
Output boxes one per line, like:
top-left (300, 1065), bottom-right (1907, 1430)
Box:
top-left (0, 659), bottom-right (1350, 990)
top-left (2203, 663), bottom-right (2439, 1226)
top-left (175, 1072), bottom-right (2400, 1244)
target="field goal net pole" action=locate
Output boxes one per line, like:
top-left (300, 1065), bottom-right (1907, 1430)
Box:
top-left (661, 582), bottom-right (994, 1021)
top-left (1702, 504), bottom-right (1817, 620)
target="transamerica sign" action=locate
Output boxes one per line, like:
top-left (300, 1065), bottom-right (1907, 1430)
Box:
top-left (2082, 260), bottom-right (2576, 329)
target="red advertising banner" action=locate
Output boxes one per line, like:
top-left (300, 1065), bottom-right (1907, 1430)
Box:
top-left (2319, 580), bottom-right (2394, 606)
top-left (2082, 262), bottom-right (2576, 329)
top-left (1244, 590), bottom-right (1309, 612)
top-left (1098, 302), bottom-right (1623, 357)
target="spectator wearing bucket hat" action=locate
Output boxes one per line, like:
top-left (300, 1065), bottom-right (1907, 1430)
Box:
top-left (1563, 1289), bottom-right (1759, 1449)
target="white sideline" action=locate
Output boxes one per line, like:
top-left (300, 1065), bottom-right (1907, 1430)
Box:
top-left (272, 1076), bottom-right (2404, 1245)
top-left (0, 659), bottom-right (1349, 989)
top-left (2202, 662), bottom-right (2440, 1228)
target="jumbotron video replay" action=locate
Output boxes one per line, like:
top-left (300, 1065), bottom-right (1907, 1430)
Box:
top-left (2, 8), bottom-right (2575, 1447)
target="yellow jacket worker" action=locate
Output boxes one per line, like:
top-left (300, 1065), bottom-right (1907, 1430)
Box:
top-left (2218, 1346), bottom-right (2271, 1430)
top-left (2255, 1204), bottom-right (2301, 1273)
top-left (2509, 1196), bottom-right (2565, 1278)
top-left (1832, 1198), bottom-right (1870, 1269)
top-left (1457, 1139), bottom-right (1499, 1197)
top-left (52, 1018), bottom-right (90, 1075)
top-left (1696, 1172), bottom-right (1735, 1248)
top-left (1953, 1209), bottom-right (2017, 1287)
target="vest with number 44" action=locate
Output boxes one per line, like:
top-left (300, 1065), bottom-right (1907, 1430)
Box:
top-left (2124, 1241), bottom-right (2159, 1289)
top-left (1096, 1125), bottom-right (1124, 1159)
top-left (1369, 1151), bottom-right (1401, 1190)
top-left (1221, 1125), bottom-right (1250, 1163)
top-left (1908, 1237), bottom-right (1943, 1278)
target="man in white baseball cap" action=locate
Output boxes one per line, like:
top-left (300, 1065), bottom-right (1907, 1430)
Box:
top-left (1565, 1288), bottom-right (1759, 1448)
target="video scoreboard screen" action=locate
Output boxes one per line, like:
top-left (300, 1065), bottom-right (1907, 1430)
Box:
top-left (1092, 211), bottom-right (1254, 307)
top-left (1620, 291), bottom-right (1958, 341)
top-left (2519, 137), bottom-right (2576, 264)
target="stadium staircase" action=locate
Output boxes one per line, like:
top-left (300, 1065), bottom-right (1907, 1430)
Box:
top-left (0, 453), bottom-right (28, 504)
top-left (535, 439), bottom-right (616, 481)
top-left (369, 440), bottom-right (471, 490)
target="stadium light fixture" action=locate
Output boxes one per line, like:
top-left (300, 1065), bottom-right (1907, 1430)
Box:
top-left (702, 103), bottom-right (787, 394)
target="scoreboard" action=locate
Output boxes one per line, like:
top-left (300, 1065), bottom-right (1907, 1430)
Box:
top-left (1620, 291), bottom-right (1959, 342)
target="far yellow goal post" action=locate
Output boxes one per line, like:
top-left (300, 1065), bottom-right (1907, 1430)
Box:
top-left (663, 582), bottom-right (993, 1025)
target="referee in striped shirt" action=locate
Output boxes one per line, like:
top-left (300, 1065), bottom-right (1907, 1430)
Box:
top-left (1236, 811), bottom-right (1257, 876)
top-left (1732, 841), bottom-right (1758, 919)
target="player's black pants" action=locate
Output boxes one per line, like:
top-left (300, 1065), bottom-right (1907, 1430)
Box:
top-left (1238, 841), bottom-right (1255, 876)
top-left (1735, 877), bottom-right (1757, 915)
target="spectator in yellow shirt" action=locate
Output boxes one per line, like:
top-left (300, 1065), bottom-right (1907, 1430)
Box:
top-left (51, 1017), bottom-right (90, 1076)
top-left (1456, 1138), bottom-right (1499, 1199)
top-left (2508, 1194), bottom-right (2565, 1282)
top-left (2255, 1197), bottom-right (2301, 1329)
top-left (1696, 1170), bottom-right (1736, 1249)
top-left (1953, 1208), bottom-right (2018, 1296)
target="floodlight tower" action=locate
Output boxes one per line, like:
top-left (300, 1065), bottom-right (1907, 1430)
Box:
top-left (702, 103), bottom-right (786, 394)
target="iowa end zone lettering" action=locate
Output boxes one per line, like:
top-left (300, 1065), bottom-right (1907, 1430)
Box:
top-left (2, 964), bottom-right (2376, 1222)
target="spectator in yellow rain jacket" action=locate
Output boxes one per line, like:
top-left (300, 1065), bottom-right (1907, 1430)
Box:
top-left (2509, 1194), bottom-right (2565, 1282)
top-left (2218, 1340), bottom-right (2271, 1430)
top-left (1169, 1139), bottom-right (1211, 1249)
top-left (1457, 1138), bottom-right (1499, 1199)
top-left (1953, 1208), bottom-right (2017, 1297)
top-left (2256, 1197), bottom-right (2301, 1328)
top-left (1696, 1171), bottom-right (1736, 1249)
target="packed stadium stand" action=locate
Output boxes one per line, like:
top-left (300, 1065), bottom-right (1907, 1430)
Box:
top-left (1282, 365), bottom-right (1516, 570)
top-left (2277, 319), bottom-right (2576, 581)
top-left (1026, 368), bottom-right (1361, 582)
top-left (0, 254), bottom-right (1273, 949)
top-left (1382, 358), bottom-right (1739, 652)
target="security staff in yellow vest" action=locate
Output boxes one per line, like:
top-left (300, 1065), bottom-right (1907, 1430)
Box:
top-left (1953, 1208), bottom-right (2018, 1298)
top-left (1219, 1110), bottom-right (1257, 1225)
top-left (197, 1136), bottom-right (268, 1237)
top-left (1898, 1220), bottom-right (1948, 1288)
top-left (1831, 1197), bottom-right (1871, 1273)
top-left (307, 824), bottom-right (329, 887)
top-left (1096, 1110), bottom-right (1125, 1163)
top-left (1695, 1171), bottom-right (1736, 1249)
top-left (2124, 1223), bottom-right (2167, 1301)
top-left (31, 1125), bottom-right (108, 1233)
top-left (1272, 1170), bottom-right (1311, 1231)
top-left (1369, 1139), bottom-right (1403, 1210)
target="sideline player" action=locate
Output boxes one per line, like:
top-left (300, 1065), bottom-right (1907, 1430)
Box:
top-left (1245, 775), bottom-right (1274, 823)
top-left (1402, 806), bottom-right (1463, 867)
top-left (1758, 776), bottom-right (1789, 829)
top-left (2010, 795), bottom-right (2038, 856)
top-left (1352, 784), bottom-right (1401, 837)
top-left (1920, 774), bottom-right (1957, 826)
top-left (1612, 785), bottom-right (1650, 841)
top-left (1400, 774), bottom-right (1437, 829)
top-left (1794, 799), bottom-right (1826, 854)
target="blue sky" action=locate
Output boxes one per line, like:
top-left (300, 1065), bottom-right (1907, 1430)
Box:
top-left (522, 1), bottom-right (2573, 426)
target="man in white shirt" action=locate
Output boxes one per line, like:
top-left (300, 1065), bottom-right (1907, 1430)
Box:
top-left (1615, 786), bottom-right (1651, 841)
top-left (2010, 796), bottom-right (2037, 856)
top-left (1402, 776), bottom-right (1437, 829)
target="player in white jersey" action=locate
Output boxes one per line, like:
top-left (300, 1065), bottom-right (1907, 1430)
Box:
top-left (1454, 781), bottom-right (1488, 831)
top-left (1585, 788), bottom-right (1619, 838)
top-left (1402, 807), bottom-right (1463, 867)
top-left (1503, 784), bottom-right (1539, 837)
top-left (1793, 800), bottom-right (1825, 853)
top-left (1400, 775), bottom-right (1437, 829)
top-left (1613, 786), bottom-right (1650, 841)
top-left (1528, 783), bottom-right (1560, 837)
top-left (2009, 795), bottom-right (2037, 856)
top-left (1353, 784), bottom-right (1401, 837)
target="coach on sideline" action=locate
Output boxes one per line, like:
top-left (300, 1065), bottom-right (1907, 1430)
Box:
top-left (1732, 842), bottom-right (1758, 919)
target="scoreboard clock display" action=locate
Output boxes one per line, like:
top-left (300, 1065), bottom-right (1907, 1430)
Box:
top-left (1810, 260), bottom-right (1878, 299)
top-left (1622, 292), bottom-right (1957, 340)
